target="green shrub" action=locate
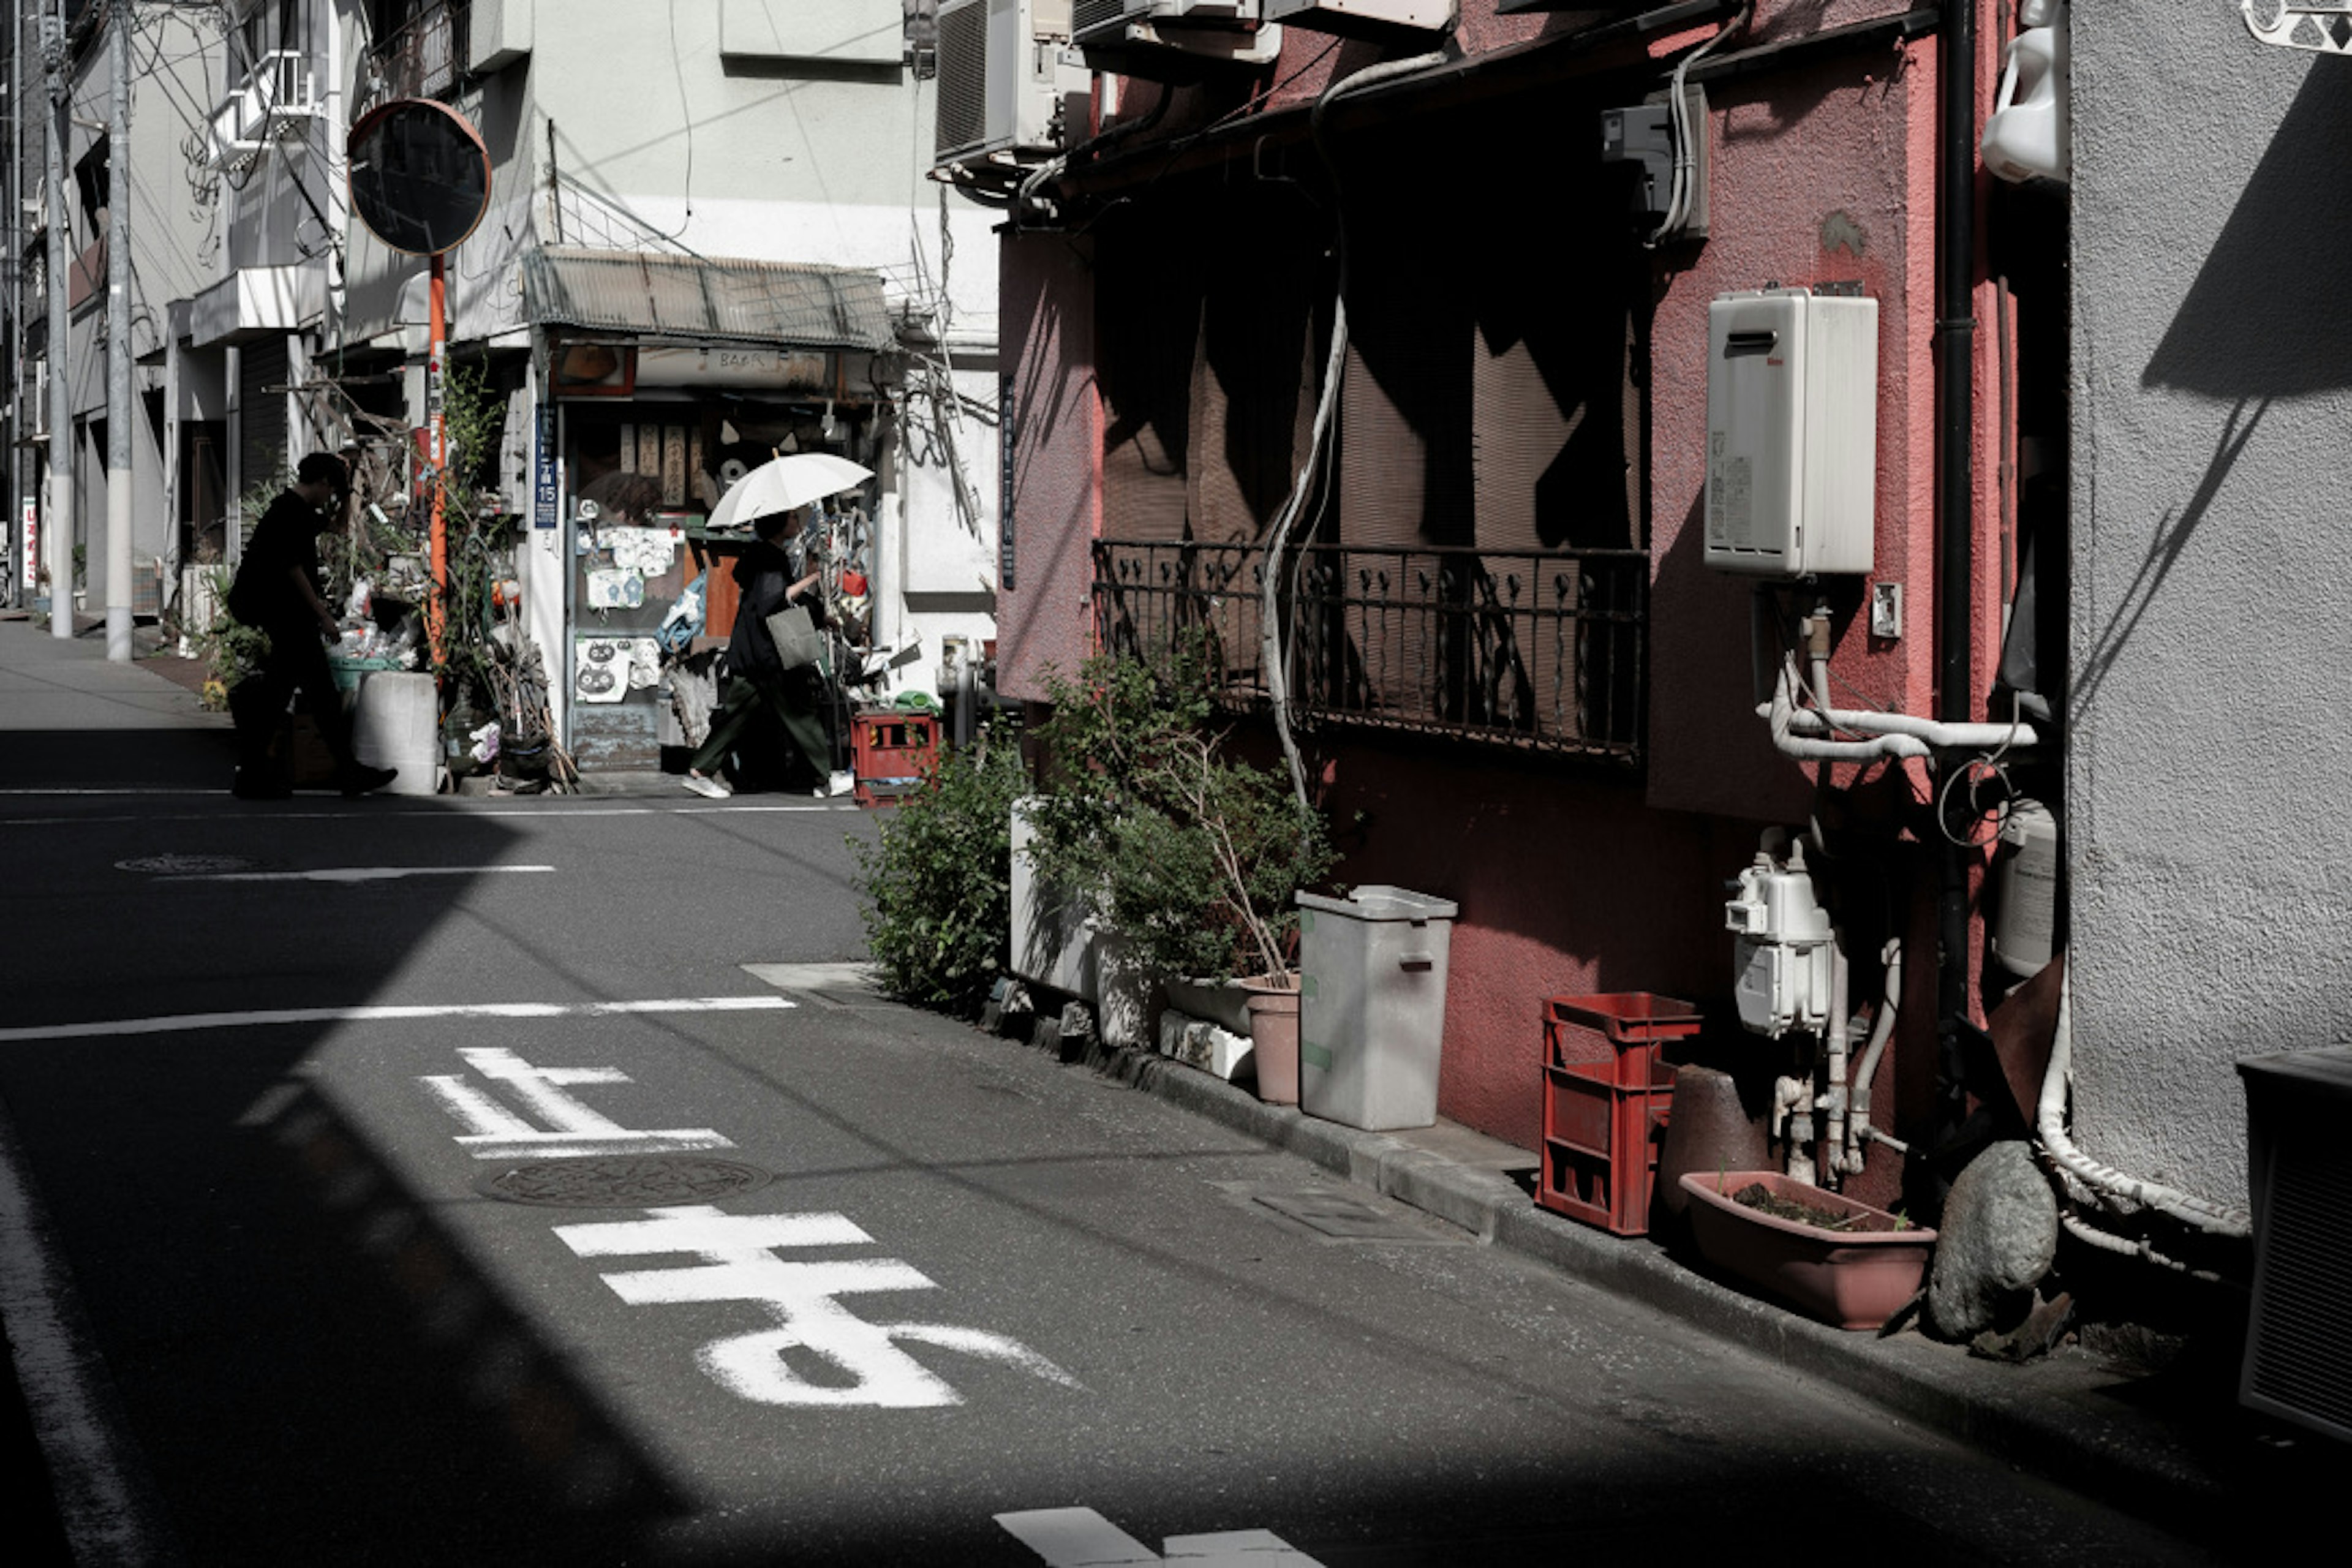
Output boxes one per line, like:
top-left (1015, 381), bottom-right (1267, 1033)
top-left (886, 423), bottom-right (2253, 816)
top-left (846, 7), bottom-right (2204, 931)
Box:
top-left (1031, 641), bottom-right (1338, 983)
top-left (850, 720), bottom-right (1028, 1014)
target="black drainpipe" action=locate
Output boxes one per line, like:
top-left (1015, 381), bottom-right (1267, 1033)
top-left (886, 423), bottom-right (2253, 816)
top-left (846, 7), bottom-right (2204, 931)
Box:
top-left (1933, 0), bottom-right (1980, 1196)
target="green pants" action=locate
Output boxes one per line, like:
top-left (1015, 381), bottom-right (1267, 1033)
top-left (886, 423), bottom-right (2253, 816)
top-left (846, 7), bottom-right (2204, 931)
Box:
top-left (690, 674), bottom-right (831, 784)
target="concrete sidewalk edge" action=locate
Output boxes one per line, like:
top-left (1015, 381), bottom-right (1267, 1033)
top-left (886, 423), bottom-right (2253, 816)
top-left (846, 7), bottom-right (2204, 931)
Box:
top-left (1064, 1029), bottom-right (2237, 1539)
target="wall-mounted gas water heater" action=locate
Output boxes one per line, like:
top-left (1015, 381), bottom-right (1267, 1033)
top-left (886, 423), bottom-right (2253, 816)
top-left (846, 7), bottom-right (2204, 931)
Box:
top-left (1705, 285), bottom-right (1878, 577)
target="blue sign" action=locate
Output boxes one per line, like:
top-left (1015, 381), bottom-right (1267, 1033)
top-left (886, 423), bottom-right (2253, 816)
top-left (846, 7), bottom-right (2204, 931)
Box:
top-left (533, 401), bottom-right (558, 529)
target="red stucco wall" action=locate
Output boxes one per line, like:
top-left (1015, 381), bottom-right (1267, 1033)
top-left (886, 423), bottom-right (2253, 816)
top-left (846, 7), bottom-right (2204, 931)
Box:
top-left (997, 232), bottom-right (1101, 703)
top-left (994, 5), bottom-right (2011, 1192)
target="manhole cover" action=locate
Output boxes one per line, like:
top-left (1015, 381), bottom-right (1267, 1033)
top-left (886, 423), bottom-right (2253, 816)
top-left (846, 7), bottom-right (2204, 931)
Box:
top-left (117, 854), bottom-right (259, 874)
top-left (477, 1155), bottom-right (774, 1208)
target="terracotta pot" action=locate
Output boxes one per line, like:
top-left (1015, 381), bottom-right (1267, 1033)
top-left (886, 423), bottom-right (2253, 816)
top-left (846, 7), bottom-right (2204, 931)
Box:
top-left (1242, 981), bottom-right (1301, 1106)
top-left (1679, 1170), bottom-right (1937, 1331)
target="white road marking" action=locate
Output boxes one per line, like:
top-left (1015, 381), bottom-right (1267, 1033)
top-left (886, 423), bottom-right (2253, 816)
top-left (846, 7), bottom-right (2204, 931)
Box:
top-left (0, 1082), bottom-right (176, 1561)
top-left (234, 1082), bottom-right (306, 1128)
top-left (996, 1510), bottom-right (1324, 1567)
top-left (420, 1047), bottom-right (733, 1159)
top-left (0, 995), bottom-right (795, 1044)
top-left (555, 1205), bottom-right (1080, 1408)
top-left (162, 864), bottom-right (557, 883)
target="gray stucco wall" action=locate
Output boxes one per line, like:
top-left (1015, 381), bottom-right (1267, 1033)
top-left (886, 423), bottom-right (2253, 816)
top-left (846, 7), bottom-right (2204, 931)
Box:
top-left (2068, 7), bottom-right (2352, 1209)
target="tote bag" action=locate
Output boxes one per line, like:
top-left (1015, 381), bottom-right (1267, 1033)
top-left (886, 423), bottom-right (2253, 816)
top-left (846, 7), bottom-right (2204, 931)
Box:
top-left (762, 603), bottom-right (826, 672)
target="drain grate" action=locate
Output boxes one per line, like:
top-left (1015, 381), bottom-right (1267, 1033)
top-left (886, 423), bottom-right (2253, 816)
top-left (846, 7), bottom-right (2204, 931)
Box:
top-left (1219, 1183), bottom-right (1463, 1244)
top-left (477, 1155), bottom-right (774, 1208)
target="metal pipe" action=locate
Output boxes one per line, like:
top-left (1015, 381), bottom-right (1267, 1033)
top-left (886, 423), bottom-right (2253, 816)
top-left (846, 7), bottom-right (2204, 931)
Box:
top-left (1934, 0), bottom-right (1983, 1194)
top-left (1845, 936), bottom-right (1904, 1172)
top-left (103, 6), bottom-right (127, 659)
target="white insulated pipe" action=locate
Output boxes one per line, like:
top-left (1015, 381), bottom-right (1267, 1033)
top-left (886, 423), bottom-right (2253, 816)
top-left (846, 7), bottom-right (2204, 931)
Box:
top-left (2038, 966), bottom-right (2250, 1238)
top-left (1842, 937), bottom-right (1904, 1174)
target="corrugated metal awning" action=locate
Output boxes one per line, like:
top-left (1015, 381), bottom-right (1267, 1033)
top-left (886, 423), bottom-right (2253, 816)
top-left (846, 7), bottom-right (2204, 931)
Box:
top-left (520, 246), bottom-right (895, 353)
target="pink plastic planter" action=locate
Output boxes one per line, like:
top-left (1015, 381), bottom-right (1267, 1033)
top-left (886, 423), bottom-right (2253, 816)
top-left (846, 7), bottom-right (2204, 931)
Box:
top-left (1679, 1170), bottom-right (1937, 1331)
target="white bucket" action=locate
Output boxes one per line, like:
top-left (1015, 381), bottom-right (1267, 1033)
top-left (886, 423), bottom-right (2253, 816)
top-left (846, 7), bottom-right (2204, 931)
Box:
top-left (351, 672), bottom-right (440, 796)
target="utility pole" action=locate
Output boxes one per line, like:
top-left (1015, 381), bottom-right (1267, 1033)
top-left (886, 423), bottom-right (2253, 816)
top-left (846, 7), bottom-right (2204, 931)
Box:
top-left (43, 0), bottom-right (69, 640)
top-left (102, 0), bottom-right (128, 658)
top-left (7, 2), bottom-right (23, 612)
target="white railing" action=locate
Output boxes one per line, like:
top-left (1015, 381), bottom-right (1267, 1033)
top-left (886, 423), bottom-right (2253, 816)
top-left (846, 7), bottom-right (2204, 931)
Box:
top-left (209, 50), bottom-right (320, 166)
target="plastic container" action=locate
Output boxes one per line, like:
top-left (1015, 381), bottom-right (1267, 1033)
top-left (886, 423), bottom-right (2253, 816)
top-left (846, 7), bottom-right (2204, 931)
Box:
top-left (1536, 995), bottom-right (1701, 1235)
top-left (1296, 885), bottom-right (1458, 1131)
top-left (1541, 1053), bottom-right (1677, 1236)
top-left (350, 671), bottom-right (440, 796)
top-left (1544, 992), bottom-right (1705, 1080)
top-left (327, 654), bottom-right (402, 693)
top-left (851, 709), bottom-right (939, 807)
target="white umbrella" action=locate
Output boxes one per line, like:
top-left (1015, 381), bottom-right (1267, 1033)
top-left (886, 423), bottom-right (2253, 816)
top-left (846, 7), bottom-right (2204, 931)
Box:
top-left (706, 453), bottom-right (872, 532)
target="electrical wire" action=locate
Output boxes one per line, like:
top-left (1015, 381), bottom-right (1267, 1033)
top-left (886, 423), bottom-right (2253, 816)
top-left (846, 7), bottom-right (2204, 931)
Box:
top-left (1648, 4), bottom-right (1751, 248)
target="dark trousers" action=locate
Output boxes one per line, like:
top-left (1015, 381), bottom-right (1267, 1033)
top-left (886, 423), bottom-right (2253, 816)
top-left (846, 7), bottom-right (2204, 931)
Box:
top-left (231, 625), bottom-right (355, 778)
top-left (690, 674), bottom-right (831, 785)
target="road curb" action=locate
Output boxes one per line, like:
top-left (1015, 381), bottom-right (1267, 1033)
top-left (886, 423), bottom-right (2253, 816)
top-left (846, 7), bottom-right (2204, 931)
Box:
top-left (1063, 1030), bottom-right (2257, 1545)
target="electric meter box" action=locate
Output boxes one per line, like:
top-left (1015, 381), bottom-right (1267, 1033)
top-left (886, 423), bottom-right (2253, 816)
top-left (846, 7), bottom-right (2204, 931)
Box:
top-left (1705, 286), bottom-right (1878, 576)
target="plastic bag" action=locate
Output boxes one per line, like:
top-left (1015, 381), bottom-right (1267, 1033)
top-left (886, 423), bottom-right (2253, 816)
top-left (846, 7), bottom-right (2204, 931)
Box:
top-left (657, 576), bottom-right (707, 653)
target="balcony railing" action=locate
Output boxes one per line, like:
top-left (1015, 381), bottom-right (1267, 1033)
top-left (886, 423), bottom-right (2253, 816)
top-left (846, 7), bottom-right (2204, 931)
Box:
top-left (1092, 540), bottom-right (1649, 763)
top-left (368, 1), bottom-right (470, 102)
top-left (211, 50), bottom-right (322, 164)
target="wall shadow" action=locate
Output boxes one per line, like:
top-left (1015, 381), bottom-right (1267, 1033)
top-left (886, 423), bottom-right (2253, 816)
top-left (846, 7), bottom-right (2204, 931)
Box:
top-left (2143, 64), bottom-right (2352, 397)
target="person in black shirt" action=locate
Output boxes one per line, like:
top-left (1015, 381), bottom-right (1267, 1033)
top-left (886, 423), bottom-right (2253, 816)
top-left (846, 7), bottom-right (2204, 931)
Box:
top-left (225, 452), bottom-right (396, 799)
top-left (681, 505), bottom-right (837, 798)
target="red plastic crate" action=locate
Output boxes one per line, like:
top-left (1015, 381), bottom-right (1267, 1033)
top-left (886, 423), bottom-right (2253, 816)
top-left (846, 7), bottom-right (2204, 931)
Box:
top-left (851, 710), bottom-right (940, 808)
top-left (1539, 1055), bottom-right (1678, 1236)
top-left (1544, 992), bottom-right (1703, 1085)
top-left (1536, 993), bottom-right (1700, 1235)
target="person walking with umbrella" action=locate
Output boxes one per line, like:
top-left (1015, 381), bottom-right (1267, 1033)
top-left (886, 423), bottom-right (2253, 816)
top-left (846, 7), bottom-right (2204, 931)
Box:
top-left (682, 454), bottom-right (868, 797)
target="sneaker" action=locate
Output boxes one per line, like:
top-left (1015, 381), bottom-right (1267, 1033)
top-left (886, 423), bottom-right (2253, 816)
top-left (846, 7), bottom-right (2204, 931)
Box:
top-left (682, 772), bottom-right (732, 800)
top-left (338, 764), bottom-right (398, 797)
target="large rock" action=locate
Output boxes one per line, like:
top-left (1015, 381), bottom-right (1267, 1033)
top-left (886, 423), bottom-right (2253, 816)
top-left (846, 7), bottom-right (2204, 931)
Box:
top-left (1655, 1065), bottom-right (1772, 1226)
top-left (1924, 1140), bottom-right (2059, 1342)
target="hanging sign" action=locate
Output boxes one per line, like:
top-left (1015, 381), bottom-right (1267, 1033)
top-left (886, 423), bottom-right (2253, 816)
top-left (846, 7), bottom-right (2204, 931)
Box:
top-left (533, 403), bottom-right (559, 530)
top-left (998, 374), bottom-right (1016, 592)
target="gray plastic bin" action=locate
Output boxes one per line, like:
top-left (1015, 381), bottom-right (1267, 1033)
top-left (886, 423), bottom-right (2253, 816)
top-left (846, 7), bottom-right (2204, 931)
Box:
top-left (1297, 885), bottom-right (1459, 1130)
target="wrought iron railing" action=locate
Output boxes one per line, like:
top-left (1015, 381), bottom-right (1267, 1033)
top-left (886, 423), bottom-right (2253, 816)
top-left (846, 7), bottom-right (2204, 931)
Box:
top-left (366, 1), bottom-right (469, 104)
top-left (1092, 540), bottom-right (1648, 763)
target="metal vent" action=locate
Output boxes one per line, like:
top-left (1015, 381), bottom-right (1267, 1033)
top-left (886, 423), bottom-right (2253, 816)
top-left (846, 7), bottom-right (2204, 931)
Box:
top-left (2241, 1047), bottom-right (2352, 1442)
top-left (1072, 0), bottom-right (1133, 36)
top-left (936, 0), bottom-right (989, 159)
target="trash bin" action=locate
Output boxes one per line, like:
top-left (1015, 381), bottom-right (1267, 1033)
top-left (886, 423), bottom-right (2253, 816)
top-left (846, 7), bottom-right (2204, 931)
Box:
top-left (1297, 885), bottom-right (1459, 1130)
top-left (350, 671), bottom-right (440, 796)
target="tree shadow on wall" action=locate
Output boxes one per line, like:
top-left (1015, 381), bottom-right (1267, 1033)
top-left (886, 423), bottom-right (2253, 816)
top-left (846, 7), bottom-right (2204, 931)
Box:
top-left (2143, 64), bottom-right (2352, 398)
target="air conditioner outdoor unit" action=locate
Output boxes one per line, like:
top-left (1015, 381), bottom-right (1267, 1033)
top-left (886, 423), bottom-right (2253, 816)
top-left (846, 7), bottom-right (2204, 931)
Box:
top-left (2239, 1047), bottom-right (2352, 1443)
top-left (1073, 0), bottom-right (1256, 37)
top-left (1073, 0), bottom-right (1283, 77)
top-left (209, 50), bottom-right (320, 167)
top-left (935, 0), bottom-right (1089, 173)
top-left (1259, 0), bottom-right (1453, 35)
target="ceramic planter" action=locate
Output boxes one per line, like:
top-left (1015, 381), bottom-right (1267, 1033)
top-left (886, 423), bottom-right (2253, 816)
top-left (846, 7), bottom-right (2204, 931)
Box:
top-left (1242, 980), bottom-right (1301, 1106)
top-left (1678, 1170), bottom-right (1937, 1331)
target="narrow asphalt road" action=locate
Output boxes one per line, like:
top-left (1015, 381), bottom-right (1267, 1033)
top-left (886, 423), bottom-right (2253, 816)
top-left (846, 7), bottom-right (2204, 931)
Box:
top-left (0, 626), bottom-right (2225, 1564)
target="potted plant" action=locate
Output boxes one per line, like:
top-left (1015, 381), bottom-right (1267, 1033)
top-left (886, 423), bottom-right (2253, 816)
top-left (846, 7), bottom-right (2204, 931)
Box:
top-left (1678, 1169), bottom-right (1938, 1331)
top-left (1028, 644), bottom-right (1338, 1099)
